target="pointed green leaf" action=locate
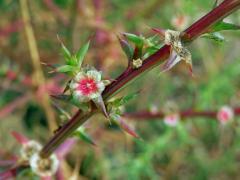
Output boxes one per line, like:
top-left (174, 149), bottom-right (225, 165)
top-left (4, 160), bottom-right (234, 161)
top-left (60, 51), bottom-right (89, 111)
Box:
top-left (52, 101), bottom-right (71, 119)
top-left (201, 32), bottom-right (225, 43)
top-left (118, 36), bottom-right (134, 61)
top-left (123, 33), bottom-right (144, 48)
top-left (112, 92), bottom-right (139, 107)
top-left (56, 65), bottom-right (76, 73)
top-left (73, 127), bottom-right (96, 145)
top-left (70, 97), bottom-right (89, 111)
top-left (61, 43), bottom-right (72, 63)
top-left (51, 94), bottom-right (89, 111)
top-left (211, 21), bottom-right (240, 32)
top-left (76, 41), bottom-right (90, 68)
top-left (120, 118), bottom-right (139, 138)
top-left (51, 94), bottom-right (72, 101)
top-left (212, 0), bottom-right (218, 9)
top-left (110, 116), bottom-right (139, 138)
top-left (93, 96), bottom-right (109, 118)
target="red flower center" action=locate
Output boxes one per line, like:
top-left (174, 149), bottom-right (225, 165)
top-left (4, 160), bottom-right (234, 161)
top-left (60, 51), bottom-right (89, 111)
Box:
top-left (77, 77), bottom-right (98, 96)
top-left (220, 111), bottom-right (230, 122)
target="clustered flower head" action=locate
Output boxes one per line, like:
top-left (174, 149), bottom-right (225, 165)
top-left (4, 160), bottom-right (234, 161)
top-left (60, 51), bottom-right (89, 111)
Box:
top-left (30, 153), bottom-right (59, 177)
top-left (217, 105), bottom-right (234, 124)
top-left (11, 132), bottom-right (60, 178)
top-left (20, 140), bottom-right (42, 161)
top-left (70, 68), bottom-right (106, 103)
top-left (164, 113), bottom-right (180, 127)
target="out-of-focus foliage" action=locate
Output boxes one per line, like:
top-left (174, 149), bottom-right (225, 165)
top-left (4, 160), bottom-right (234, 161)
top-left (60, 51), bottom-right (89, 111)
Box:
top-left (0, 0), bottom-right (240, 179)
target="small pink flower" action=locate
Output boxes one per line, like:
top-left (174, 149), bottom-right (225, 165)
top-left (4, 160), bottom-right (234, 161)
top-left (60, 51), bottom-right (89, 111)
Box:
top-left (164, 113), bottom-right (179, 127)
top-left (171, 15), bottom-right (189, 30)
top-left (149, 104), bottom-right (158, 115)
top-left (70, 70), bottom-right (105, 102)
top-left (217, 105), bottom-right (234, 124)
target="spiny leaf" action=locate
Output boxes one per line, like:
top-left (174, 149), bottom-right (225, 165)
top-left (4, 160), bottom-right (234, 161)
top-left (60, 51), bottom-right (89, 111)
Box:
top-left (93, 96), bottom-right (109, 118)
top-left (111, 91), bottom-right (139, 107)
top-left (51, 94), bottom-right (71, 102)
top-left (212, 0), bottom-right (218, 9)
top-left (143, 45), bottom-right (160, 59)
top-left (52, 101), bottom-right (71, 119)
top-left (211, 21), bottom-right (240, 33)
top-left (117, 36), bottom-right (134, 61)
top-left (56, 65), bottom-right (76, 73)
top-left (110, 116), bottom-right (139, 138)
top-left (63, 79), bottom-right (72, 93)
top-left (51, 94), bottom-right (89, 111)
top-left (151, 27), bottom-right (165, 38)
top-left (146, 34), bottom-right (160, 44)
top-left (123, 33), bottom-right (144, 48)
top-left (119, 118), bottom-right (140, 138)
top-left (60, 42), bottom-right (72, 63)
top-left (73, 127), bottom-right (96, 146)
top-left (201, 32), bottom-right (225, 43)
top-left (69, 97), bottom-right (89, 111)
top-left (11, 131), bottom-right (28, 144)
top-left (76, 41), bottom-right (90, 68)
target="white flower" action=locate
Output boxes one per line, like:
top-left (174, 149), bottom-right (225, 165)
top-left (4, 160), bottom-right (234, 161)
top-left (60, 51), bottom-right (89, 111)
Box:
top-left (70, 69), bottom-right (105, 102)
top-left (164, 113), bottom-right (179, 127)
top-left (149, 104), bottom-right (158, 114)
top-left (217, 105), bottom-right (234, 124)
top-left (171, 15), bottom-right (189, 31)
top-left (30, 153), bottom-right (59, 177)
top-left (20, 140), bottom-right (42, 161)
top-left (132, 58), bottom-right (143, 69)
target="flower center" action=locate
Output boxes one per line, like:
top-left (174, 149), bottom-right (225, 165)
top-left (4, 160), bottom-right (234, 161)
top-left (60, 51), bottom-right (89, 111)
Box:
top-left (220, 111), bottom-right (229, 122)
top-left (77, 77), bottom-right (98, 95)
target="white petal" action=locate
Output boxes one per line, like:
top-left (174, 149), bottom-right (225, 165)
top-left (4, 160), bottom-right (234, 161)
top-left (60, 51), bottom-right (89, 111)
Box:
top-left (20, 140), bottom-right (42, 161)
top-left (97, 81), bottom-right (105, 93)
top-left (89, 92), bottom-right (100, 99)
top-left (75, 72), bottom-right (85, 81)
top-left (69, 81), bottom-right (78, 90)
top-left (86, 70), bottom-right (102, 81)
top-left (73, 91), bottom-right (89, 102)
top-left (30, 153), bottom-right (59, 177)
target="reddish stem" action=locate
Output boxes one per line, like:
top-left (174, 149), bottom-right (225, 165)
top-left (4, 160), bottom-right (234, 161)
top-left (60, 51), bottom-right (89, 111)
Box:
top-left (124, 107), bottom-right (240, 120)
top-left (39, 0), bottom-right (240, 158)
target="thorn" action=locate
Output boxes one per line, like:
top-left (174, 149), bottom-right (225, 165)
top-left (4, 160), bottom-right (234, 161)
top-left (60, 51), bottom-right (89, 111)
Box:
top-left (41, 61), bottom-right (56, 69)
top-left (48, 70), bottom-right (56, 74)
top-left (151, 27), bottom-right (166, 39)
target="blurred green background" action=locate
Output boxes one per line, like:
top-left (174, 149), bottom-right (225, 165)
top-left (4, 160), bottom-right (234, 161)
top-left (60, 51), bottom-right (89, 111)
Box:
top-left (0, 0), bottom-right (240, 179)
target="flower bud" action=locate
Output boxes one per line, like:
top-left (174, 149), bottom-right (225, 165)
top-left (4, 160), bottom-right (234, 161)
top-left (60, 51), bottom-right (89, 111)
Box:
top-left (217, 105), bottom-right (234, 124)
top-left (164, 113), bottom-right (179, 127)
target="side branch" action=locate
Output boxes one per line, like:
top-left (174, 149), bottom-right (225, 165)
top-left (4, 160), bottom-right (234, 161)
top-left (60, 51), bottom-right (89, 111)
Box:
top-left (124, 107), bottom-right (240, 120)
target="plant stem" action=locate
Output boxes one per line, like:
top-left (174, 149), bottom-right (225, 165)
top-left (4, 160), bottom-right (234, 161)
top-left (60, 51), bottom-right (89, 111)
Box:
top-left (20, 0), bottom-right (57, 132)
top-left (40, 0), bottom-right (240, 158)
top-left (124, 107), bottom-right (240, 120)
